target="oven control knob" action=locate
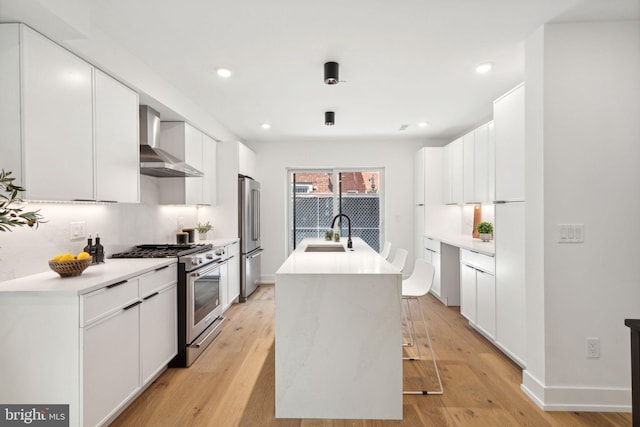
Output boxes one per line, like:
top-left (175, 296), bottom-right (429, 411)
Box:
top-left (215, 248), bottom-right (225, 256)
top-left (206, 253), bottom-right (214, 259)
top-left (191, 256), bottom-right (201, 265)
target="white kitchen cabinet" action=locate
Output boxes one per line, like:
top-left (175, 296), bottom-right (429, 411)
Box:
top-left (20, 25), bottom-right (94, 201)
top-left (461, 122), bottom-right (493, 205)
top-left (450, 138), bottom-right (464, 204)
top-left (202, 134), bottom-right (218, 205)
top-left (443, 137), bottom-right (464, 205)
top-left (494, 202), bottom-right (526, 366)
top-left (462, 132), bottom-right (475, 204)
top-left (94, 69), bottom-right (140, 203)
top-left (423, 237), bottom-right (442, 297)
top-left (238, 142), bottom-right (257, 178)
top-left (494, 83), bottom-right (525, 202)
top-left (460, 249), bottom-right (496, 340)
top-left (82, 287), bottom-right (141, 427)
top-left (460, 263), bottom-right (477, 322)
top-left (0, 23), bottom-right (140, 203)
top-left (226, 242), bottom-right (241, 307)
top-left (160, 122), bottom-right (218, 205)
top-left (139, 265), bottom-right (178, 385)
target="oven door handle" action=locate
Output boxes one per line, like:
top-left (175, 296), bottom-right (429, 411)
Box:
top-left (190, 260), bottom-right (226, 278)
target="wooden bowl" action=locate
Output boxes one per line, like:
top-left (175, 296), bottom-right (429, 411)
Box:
top-left (48, 257), bottom-right (92, 278)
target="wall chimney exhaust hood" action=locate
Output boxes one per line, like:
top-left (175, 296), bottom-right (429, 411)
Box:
top-left (139, 106), bottom-right (204, 178)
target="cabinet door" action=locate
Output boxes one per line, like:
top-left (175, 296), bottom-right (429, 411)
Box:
top-left (474, 123), bottom-right (491, 203)
top-left (140, 284), bottom-right (177, 384)
top-left (442, 144), bottom-right (452, 204)
top-left (430, 251), bottom-right (441, 297)
top-left (22, 26), bottom-right (94, 201)
top-left (94, 69), bottom-right (140, 203)
top-left (219, 261), bottom-right (229, 309)
top-left (476, 270), bottom-right (496, 339)
top-left (495, 202), bottom-right (526, 364)
top-left (227, 254), bottom-right (240, 305)
top-left (202, 134), bottom-right (217, 205)
top-left (450, 138), bottom-right (464, 204)
top-left (82, 305), bottom-right (140, 427)
top-left (460, 264), bottom-right (477, 323)
top-left (184, 124), bottom-right (203, 204)
top-left (462, 133), bottom-right (475, 204)
top-left (494, 84), bottom-right (525, 202)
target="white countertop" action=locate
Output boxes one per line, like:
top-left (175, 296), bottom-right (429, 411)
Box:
top-left (425, 233), bottom-right (495, 256)
top-left (0, 258), bottom-right (175, 295)
top-left (200, 237), bottom-right (240, 247)
top-left (276, 237), bottom-right (399, 275)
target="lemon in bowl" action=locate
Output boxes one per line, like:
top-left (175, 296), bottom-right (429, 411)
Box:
top-left (49, 252), bottom-right (92, 278)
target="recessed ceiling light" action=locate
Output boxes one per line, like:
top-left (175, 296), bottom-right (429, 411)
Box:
top-left (216, 67), bottom-right (232, 78)
top-left (261, 123), bottom-right (271, 129)
top-left (475, 63), bottom-right (493, 74)
top-left (418, 122), bottom-right (429, 127)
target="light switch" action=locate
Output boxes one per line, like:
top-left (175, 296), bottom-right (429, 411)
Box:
top-left (70, 221), bottom-right (86, 241)
top-left (558, 224), bottom-right (584, 243)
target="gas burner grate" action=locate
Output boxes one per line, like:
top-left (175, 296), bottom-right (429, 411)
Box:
top-left (111, 243), bottom-right (213, 258)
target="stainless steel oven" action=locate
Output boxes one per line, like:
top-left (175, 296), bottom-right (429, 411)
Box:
top-left (173, 247), bottom-right (228, 367)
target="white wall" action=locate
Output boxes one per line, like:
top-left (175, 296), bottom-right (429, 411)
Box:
top-left (245, 139), bottom-right (435, 281)
top-left (523, 20), bottom-right (640, 411)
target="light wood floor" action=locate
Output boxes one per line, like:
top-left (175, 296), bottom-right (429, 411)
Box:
top-left (112, 284), bottom-right (631, 426)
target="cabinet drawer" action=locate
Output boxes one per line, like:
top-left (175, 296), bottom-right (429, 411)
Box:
top-left (423, 237), bottom-right (440, 253)
top-left (81, 278), bottom-right (139, 326)
top-left (460, 249), bottom-right (495, 274)
top-left (140, 263), bottom-right (177, 297)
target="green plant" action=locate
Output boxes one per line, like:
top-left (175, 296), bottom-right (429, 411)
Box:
top-left (324, 230), bottom-right (333, 239)
top-left (0, 169), bottom-right (45, 232)
top-left (196, 221), bottom-right (213, 233)
top-left (477, 221), bottom-right (493, 234)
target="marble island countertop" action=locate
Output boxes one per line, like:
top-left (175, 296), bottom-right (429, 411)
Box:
top-left (275, 237), bottom-right (403, 420)
top-left (276, 237), bottom-right (399, 275)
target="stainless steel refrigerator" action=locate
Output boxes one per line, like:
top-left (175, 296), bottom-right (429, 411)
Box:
top-left (239, 175), bottom-right (263, 302)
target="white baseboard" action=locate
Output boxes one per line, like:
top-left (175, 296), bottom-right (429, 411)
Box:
top-left (260, 274), bottom-right (275, 284)
top-left (521, 370), bottom-right (631, 412)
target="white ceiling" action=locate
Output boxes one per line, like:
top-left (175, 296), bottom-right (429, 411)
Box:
top-left (6, 0), bottom-right (640, 144)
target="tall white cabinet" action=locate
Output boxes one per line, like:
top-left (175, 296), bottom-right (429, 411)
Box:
top-left (493, 83), bottom-right (526, 366)
top-left (0, 23), bottom-right (140, 202)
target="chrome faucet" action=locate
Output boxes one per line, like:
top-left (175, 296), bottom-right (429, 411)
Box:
top-left (330, 213), bottom-right (353, 249)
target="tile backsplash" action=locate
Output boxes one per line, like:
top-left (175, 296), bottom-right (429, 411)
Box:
top-left (0, 176), bottom-right (210, 281)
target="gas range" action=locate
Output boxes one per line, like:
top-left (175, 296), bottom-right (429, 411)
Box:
top-left (111, 243), bottom-right (213, 259)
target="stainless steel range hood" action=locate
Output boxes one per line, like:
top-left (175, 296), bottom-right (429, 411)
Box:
top-left (139, 106), bottom-right (204, 178)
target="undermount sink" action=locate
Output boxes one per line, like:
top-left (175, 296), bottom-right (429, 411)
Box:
top-left (305, 244), bottom-right (346, 253)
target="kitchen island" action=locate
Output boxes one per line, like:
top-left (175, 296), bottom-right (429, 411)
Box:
top-left (275, 238), bottom-right (402, 420)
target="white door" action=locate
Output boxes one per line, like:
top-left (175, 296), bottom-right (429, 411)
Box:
top-left (476, 270), bottom-right (496, 339)
top-left (460, 264), bottom-right (477, 323)
top-left (494, 84), bottom-right (525, 202)
top-left (140, 284), bottom-right (177, 384)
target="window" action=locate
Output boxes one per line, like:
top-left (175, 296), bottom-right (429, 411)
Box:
top-left (287, 169), bottom-right (384, 254)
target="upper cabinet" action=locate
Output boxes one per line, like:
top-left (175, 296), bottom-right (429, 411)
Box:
top-left (94, 69), bottom-right (140, 203)
top-left (159, 122), bottom-right (217, 205)
top-left (0, 24), bottom-right (140, 202)
top-left (443, 138), bottom-right (463, 205)
top-left (493, 83), bottom-right (525, 202)
top-left (445, 121), bottom-right (494, 205)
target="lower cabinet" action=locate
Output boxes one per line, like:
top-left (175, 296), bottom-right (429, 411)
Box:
top-left (460, 249), bottom-right (496, 340)
top-left (424, 238), bottom-right (460, 306)
top-left (82, 297), bottom-right (141, 426)
top-left (221, 241), bottom-right (241, 312)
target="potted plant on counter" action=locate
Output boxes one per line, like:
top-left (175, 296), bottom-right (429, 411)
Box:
top-left (196, 221), bottom-right (213, 241)
top-left (477, 222), bottom-right (493, 242)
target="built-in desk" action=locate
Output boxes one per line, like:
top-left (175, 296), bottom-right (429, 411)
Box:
top-left (423, 234), bottom-right (495, 306)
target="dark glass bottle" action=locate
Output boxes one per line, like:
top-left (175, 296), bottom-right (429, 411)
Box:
top-left (95, 234), bottom-right (105, 263)
top-left (84, 235), bottom-right (93, 255)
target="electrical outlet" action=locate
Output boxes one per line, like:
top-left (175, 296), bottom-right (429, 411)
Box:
top-left (177, 216), bottom-right (184, 230)
top-left (70, 221), bottom-right (86, 241)
top-left (586, 337), bottom-right (600, 358)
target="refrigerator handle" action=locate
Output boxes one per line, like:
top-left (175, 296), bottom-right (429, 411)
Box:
top-left (252, 188), bottom-right (260, 241)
